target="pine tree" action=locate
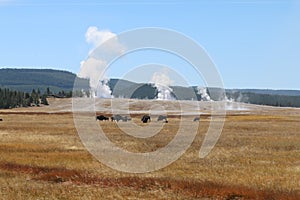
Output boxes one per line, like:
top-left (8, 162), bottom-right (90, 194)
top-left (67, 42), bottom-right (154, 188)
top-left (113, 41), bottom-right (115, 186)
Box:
top-left (41, 95), bottom-right (49, 105)
top-left (46, 87), bottom-right (51, 95)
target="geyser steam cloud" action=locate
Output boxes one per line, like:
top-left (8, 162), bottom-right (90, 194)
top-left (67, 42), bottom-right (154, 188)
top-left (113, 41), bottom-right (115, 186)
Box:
top-left (78, 26), bottom-right (124, 98)
top-left (151, 70), bottom-right (175, 100)
top-left (197, 87), bottom-right (212, 101)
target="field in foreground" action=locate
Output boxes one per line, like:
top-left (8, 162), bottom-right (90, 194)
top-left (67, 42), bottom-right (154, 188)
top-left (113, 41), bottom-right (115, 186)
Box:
top-left (0, 99), bottom-right (299, 199)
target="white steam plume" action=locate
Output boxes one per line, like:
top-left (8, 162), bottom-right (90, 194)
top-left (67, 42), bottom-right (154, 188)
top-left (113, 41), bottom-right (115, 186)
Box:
top-left (197, 87), bottom-right (212, 101)
top-left (225, 92), bottom-right (248, 110)
top-left (78, 26), bottom-right (125, 98)
top-left (97, 80), bottom-right (113, 98)
top-left (151, 70), bottom-right (175, 100)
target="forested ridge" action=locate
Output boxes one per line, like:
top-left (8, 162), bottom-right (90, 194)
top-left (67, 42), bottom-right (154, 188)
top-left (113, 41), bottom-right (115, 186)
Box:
top-left (1, 69), bottom-right (300, 108)
top-left (226, 91), bottom-right (300, 108)
top-left (0, 68), bottom-right (89, 93)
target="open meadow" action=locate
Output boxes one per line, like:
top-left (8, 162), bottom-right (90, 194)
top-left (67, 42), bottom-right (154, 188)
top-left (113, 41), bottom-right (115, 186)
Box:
top-left (0, 98), bottom-right (299, 199)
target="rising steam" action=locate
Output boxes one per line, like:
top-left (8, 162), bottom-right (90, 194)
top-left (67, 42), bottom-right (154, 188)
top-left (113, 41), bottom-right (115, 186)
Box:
top-left (151, 70), bottom-right (175, 100)
top-left (78, 26), bottom-right (124, 98)
top-left (197, 87), bottom-right (212, 101)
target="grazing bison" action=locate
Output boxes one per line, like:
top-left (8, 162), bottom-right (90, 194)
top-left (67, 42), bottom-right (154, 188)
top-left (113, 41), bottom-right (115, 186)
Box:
top-left (96, 115), bottom-right (109, 121)
top-left (121, 116), bottom-right (131, 122)
top-left (141, 115), bottom-right (151, 123)
top-left (157, 115), bottom-right (167, 121)
top-left (112, 115), bottom-right (131, 122)
top-left (193, 117), bottom-right (200, 122)
top-left (111, 115), bottom-right (122, 122)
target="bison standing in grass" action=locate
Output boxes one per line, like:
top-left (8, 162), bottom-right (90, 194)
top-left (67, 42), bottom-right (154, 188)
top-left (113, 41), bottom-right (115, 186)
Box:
top-left (111, 115), bottom-right (122, 122)
top-left (141, 115), bottom-right (151, 123)
top-left (193, 117), bottom-right (200, 122)
top-left (96, 115), bottom-right (109, 121)
top-left (157, 115), bottom-right (168, 123)
top-left (111, 115), bottom-right (131, 122)
top-left (121, 116), bottom-right (131, 122)
top-left (157, 115), bottom-right (167, 121)
top-left (111, 115), bottom-right (125, 122)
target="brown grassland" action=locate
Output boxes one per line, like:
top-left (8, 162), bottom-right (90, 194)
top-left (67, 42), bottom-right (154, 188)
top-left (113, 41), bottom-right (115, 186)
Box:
top-left (0, 98), bottom-right (299, 199)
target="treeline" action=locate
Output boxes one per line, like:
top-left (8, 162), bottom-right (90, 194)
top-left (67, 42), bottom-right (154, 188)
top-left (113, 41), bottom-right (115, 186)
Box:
top-left (0, 88), bottom-right (48, 109)
top-left (47, 89), bottom-right (90, 98)
top-left (0, 87), bottom-right (91, 109)
top-left (226, 92), bottom-right (300, 108)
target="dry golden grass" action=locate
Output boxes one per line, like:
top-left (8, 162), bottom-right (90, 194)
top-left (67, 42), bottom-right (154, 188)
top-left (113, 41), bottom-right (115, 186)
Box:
top-left (0, 99), bottom-right (299, 199)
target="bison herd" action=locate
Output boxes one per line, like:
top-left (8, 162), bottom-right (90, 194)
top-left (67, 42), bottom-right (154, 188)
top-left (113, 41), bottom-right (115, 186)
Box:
top-left (95, 115), bottom-right (200, 123)
top-left (96, 115), bottom-right (131, 122)
top-left (96, 114), bottom-right (149, 123)
top-left (0, 115), bottom-right (200, 123)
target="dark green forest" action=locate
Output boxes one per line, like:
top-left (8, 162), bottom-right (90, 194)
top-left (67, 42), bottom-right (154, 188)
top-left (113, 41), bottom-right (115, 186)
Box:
top-left (0, 87), bottom-right (88, 109)
top-left (0, 88), bottom-right (48, 109)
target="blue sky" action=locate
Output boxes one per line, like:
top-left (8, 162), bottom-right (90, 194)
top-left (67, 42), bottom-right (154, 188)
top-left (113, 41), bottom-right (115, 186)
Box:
top-left (0, 0), bottom-right (299, 89)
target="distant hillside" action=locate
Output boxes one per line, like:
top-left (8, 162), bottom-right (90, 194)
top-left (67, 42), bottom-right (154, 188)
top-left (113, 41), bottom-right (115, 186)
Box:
top-left (108, 79), bottom-right (158, 99)
top-left (1, 69), bottom-right (300, 107)
top-left (226, 89), bottom-right (300, 97)
top-left (225, 90), bottom-right (300, 108)
top-left (108, 79), bottom-right (300, 107)
top-left (0, 68), bottom-right (89, 93)
top-left (108, 79), bottom-right (198, 100)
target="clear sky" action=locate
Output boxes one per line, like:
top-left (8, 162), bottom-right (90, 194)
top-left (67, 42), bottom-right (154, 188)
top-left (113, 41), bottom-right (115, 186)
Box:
top-left (0, 0), bottom-right (299, 89)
